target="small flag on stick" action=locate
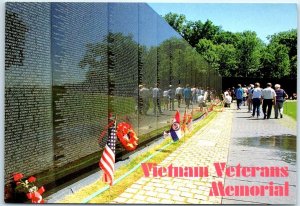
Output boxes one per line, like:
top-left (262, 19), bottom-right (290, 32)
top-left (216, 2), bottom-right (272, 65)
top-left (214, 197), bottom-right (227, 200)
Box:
top-left (99, 116), bottom-right (117, 186)
top-left (170, 111), bottom-right (182, 142)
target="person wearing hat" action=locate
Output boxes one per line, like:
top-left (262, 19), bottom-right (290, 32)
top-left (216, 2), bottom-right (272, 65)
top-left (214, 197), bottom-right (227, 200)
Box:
top-left (168, 85), bottom-right (175, 111)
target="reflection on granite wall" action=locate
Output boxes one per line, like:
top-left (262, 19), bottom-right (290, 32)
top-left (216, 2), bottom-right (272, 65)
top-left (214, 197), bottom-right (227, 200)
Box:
top-left (5, 2), bottom-right (222, 186)
top-left (5, 3), bottom-right (53, 182)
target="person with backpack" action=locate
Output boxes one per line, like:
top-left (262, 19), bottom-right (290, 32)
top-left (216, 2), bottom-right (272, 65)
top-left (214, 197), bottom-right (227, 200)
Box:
top-left (274, 84), bottom-right (288, 118)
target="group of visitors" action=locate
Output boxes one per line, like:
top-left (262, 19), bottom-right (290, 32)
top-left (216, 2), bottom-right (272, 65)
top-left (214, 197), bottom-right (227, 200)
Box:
top-left (137, 83), bottom-right (216, 115)
top-left (223, 83), bottom-right (288, 119)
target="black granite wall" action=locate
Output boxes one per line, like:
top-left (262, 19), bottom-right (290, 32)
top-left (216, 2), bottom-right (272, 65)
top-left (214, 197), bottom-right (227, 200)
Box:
top-left (5, 2), bottom-right (222, 185)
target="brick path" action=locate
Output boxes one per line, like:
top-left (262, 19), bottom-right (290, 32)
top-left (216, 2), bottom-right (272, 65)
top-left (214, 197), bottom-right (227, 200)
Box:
top-left (112, 109), bottom-right (233, 204)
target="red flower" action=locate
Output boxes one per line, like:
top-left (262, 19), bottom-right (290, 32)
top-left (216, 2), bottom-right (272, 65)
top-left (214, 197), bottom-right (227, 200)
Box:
top-left (13, 173), bottom-right (24, 182)
top-left (37, 186), bottom-right (45, 195)
top-left (28, 176), bottom-right (36, 183)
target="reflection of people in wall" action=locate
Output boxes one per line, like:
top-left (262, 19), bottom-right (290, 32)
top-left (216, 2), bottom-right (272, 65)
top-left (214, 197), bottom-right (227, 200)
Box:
top-left (175, 84), bottom-right (183, 108)
top-left (168, 85), bottom-right (175, 111)
top-left (152, 83), bottom-right (163, 115)
top-left (163, 89), bottom-right (169, 111)
top-left (191, 85), bottom-right (197, 104)
top-left (137, 85), bottom-right (144, 114)
top-left (183, 84), bottom-right (192, 109)
top-left (197, 94), bottom-right (205, 111)
top-left (140, 84), bottom-right (151, 115)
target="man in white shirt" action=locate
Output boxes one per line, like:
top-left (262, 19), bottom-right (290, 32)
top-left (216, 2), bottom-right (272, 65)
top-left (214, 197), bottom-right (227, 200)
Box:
top-left (262, 83), bottom-right (276, 119)
top-left (224, 93), bottom-right (232, 107)
top-left (251, 82), bottom-right (263, 118)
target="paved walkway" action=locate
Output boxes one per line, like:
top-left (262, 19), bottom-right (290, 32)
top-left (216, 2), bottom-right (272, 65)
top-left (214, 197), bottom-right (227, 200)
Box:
top-left (223, 104), bottom-right (297, 204)
top-left (112, 103), bottom-right (297, 204)
top-left (112, 109), bottom-right (234, 204)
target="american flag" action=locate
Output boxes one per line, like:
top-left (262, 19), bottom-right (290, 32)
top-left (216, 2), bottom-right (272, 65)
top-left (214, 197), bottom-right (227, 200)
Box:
top-left (99, 119), bottom-right (116, 186)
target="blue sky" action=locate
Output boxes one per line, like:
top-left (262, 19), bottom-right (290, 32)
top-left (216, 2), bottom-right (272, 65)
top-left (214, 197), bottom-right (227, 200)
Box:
top-left (149, 3), bottom-right (297, 43)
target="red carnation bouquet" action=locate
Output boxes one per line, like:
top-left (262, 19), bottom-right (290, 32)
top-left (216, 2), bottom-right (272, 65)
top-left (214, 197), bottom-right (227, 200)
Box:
top-left (12, 173), bottom-right (45, 203)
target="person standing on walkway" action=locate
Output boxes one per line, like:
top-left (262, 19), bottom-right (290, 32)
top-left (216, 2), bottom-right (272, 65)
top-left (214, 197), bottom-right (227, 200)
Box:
top-left (262, 83), bottom-right (276, 119)
top-left (175, 84), bottom-right (183, 108)
top-left (242, 85), bottom-right (248, 106)
top-left (183, 84), bottom-right (192, 109)
top-left (247, 84), bottom-right (254, 112)
top-left (224, 93), bottom-right (232, 108)
top-left (152, 83), bottom-right (163, 115)
top-left (168, 85), bottom-right (175, 111)
top-left (235, 84), bottom-right (244, 110)
top-left (251, 82), bottom-right (262, 118)
top-left (274, 84), bottom-right (288, 119)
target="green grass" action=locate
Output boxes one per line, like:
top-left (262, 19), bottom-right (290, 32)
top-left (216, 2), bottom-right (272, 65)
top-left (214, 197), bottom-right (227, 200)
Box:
top-left (283, 101), bottom-right (297, 120)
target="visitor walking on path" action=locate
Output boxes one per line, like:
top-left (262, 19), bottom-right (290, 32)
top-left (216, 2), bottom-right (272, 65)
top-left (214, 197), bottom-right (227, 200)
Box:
top-left (247, 84), bottom-right (254, 112)
top-left (235, 84), bottom-right (244, 110)
top-left (251, 82), bottom-right (263, 118)
top-left (262, 83), bottom-right (276, 119)
top-left (274, 84), bottom-right (288, 119)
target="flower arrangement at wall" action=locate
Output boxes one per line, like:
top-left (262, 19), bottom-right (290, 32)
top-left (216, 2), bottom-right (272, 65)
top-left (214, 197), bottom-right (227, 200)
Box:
top-left (12, 173), bottom-right (45, 203)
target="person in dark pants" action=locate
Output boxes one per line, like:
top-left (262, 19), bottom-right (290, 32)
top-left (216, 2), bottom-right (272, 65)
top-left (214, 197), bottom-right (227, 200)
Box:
top-left (262, 83), bottom-right (276, 119)
top-left (251, 82), bottom-right (262, 118)
top-left (235, 84), bottom-right (244, 110)
top-left (152, 83), bottom-right (163, 115)
top-left (274, 84), bottom-right (288, 118)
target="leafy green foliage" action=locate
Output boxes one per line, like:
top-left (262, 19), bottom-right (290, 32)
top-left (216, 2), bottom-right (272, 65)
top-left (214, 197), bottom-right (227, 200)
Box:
top-left (163, 12), bottom-right (297, 78)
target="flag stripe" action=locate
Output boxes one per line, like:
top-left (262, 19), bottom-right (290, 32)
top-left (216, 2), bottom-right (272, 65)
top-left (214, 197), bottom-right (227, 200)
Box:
top-left (104, 145), bottom-right (115, 162)
top-left (103, 146), bottom-right (115, 165)
top-left (99, 119), bottom-right (116, 186)
top-left (100, 156), bottom-right (114, 174)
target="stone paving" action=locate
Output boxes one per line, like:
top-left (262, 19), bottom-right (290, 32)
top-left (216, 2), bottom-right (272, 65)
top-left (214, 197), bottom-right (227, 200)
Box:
top-left (222, 105), bottom-right (297, 204)
top-left (112, 109), bottom-right (234, 204)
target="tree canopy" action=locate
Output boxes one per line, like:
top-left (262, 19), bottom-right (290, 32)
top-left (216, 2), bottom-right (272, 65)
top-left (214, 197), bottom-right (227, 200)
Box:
top-left (163, 12), bottom-right (297, 79)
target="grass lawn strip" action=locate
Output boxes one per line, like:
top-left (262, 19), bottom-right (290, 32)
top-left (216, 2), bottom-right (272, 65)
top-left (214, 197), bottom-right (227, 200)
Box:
top-left (283, 101), bottom-right (296, 120)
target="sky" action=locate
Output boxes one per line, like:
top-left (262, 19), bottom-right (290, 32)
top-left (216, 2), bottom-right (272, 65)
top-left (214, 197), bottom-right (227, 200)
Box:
top-left (149, 3), bottom-right (297, 43)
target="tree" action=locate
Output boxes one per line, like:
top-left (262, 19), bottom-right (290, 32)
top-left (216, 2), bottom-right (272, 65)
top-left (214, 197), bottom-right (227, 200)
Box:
top-left (267, 29), bottom-right (297, 78)
top-left (261, 42), bottom-right (290, 78)
top-left (215, 43), bottom-right (238, 77)
top-left (235, 31), bottom-right (263, 77)
top-left (183, 20), bottom-right (204, 47)
top-left (196, 39), bottom-right (220, 70)
top-left (163, 12), bottom-right (186, 36)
